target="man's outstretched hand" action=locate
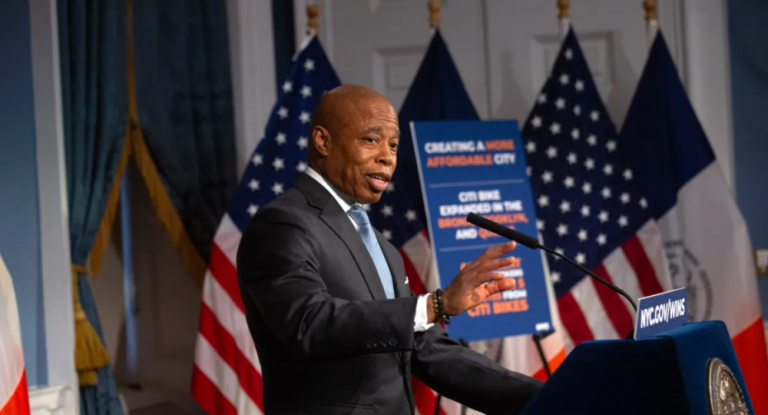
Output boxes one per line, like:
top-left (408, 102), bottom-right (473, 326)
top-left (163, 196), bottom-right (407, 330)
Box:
top-left (427, 241), bottom-right (518, 322)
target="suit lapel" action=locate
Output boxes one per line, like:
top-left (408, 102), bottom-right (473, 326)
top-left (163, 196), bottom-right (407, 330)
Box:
top-left (294, 174), bottom-right (388, 300)
top-left (320, 206), bottom-right (388, 300)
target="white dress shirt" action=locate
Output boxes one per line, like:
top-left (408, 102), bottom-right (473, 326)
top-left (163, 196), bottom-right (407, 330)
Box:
top-left (305, 167), bottom-right (434, 332)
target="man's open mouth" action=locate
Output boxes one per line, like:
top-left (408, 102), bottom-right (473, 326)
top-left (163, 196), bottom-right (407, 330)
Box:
top-left (366, 174), bottom-right (390, 192)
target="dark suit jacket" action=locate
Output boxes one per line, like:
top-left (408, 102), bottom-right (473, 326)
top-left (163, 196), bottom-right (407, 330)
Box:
top-left (237, 173), bottom-right (542, 415)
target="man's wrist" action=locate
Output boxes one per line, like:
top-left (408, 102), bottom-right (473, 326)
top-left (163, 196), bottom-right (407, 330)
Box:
top-left (429, 289), bottom-right (452, 324)
top-left (426, 294), bottom-right (435, 323)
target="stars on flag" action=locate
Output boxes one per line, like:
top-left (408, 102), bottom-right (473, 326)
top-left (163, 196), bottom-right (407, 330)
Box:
top-left (273, 157), bottom-right (285, 170)
top-left (277, 107), bottom-right (288, 119)
top-left (571, 128), bottom-right (580, 140)
top-left (299, 111), bottom-right (311, 124)
top-left (546, 146), bottom-right (558, 159)
top-left (297, 137), bottom-right (308, 149)
top-left (304, 59), bottom-right (315, 71)
top-left (248, 179), bottom-right (259, 191)
top-left (618, 215), bottom-right (629, 227)
top-left (300, 85), bottom-right (312, 98)
top-left (405, 210), bottom-right (417, 222)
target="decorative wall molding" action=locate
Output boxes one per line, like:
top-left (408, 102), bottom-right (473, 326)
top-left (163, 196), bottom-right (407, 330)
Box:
top-left (29, 385), bottom-right (74, 415)
top-left (372, 45), bottom-right (427, 109)
top-left (28, 0), bottom-right (79, 405)
top-left (226, 0), bottom-right (277, 172)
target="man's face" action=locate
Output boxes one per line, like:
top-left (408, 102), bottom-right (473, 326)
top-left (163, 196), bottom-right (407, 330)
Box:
top-left (315, 95), bottom-right (400, 204)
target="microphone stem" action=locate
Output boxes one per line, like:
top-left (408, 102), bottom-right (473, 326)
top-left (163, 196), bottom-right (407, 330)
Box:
top-left (540, 246), bottom-right (638, 312)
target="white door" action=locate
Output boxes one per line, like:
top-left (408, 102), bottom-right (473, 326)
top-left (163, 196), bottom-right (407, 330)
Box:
top-left (294, 0), bottom-right (683, 125)
top-left (292, 0), bottom-right (733, 184)
top-left (294, 0), bottom-right (490, 115)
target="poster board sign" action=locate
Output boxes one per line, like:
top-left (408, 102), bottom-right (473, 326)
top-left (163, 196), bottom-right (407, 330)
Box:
top-left (411, 120), bottom-right (553, 342)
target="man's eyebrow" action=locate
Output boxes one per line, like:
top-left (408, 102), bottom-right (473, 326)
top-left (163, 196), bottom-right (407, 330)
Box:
top-left (364, 126), bottom-right (400, 136)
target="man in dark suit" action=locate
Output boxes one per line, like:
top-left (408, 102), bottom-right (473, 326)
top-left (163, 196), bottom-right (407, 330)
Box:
top-left (237, 84), bottom-right (543, 415)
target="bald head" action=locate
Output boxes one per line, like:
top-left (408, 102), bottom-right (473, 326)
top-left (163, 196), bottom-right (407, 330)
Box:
top-left (307, 84), bottom-right (400, 204)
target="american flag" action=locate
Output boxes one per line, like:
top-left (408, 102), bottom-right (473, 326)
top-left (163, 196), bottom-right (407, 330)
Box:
top-left (190, 35), bottom-right (341, 415)
top-left (521, 28), bottom-right (673, 348)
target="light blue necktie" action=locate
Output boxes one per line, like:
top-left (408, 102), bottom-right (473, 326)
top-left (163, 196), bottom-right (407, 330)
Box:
top-left (347, 205), bottom-right (396, 299)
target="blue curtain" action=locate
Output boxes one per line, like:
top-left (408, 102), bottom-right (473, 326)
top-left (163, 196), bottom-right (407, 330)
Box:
top-left (58, 0), bottom-right (127, 414)
top-left (130, 0), bottom-right (238, 283)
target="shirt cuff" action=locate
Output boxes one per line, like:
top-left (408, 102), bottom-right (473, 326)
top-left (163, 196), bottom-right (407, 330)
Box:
top-left (414, 294), bottom-right (435, 332)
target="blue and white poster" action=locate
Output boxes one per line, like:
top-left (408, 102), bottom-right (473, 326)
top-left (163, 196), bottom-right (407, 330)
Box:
top-left (411, 120), bottom-right (553, 342)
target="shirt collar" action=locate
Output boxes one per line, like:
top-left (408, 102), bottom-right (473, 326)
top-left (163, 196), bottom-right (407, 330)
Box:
top-left (305, 167), bottom-right (361, 213)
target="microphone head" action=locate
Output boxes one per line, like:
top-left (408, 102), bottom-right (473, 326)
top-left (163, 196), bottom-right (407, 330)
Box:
top-left (466, 213), bottom-right (541, 250)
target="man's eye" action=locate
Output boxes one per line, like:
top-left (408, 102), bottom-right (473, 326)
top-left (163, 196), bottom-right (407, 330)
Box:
top-left (365, 137), bottom-right (376, 143)
top-left (390, 142), bottom-right (399, 150)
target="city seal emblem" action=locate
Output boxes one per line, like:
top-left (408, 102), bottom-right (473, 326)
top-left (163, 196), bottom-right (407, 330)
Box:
top-left (707, 358), bottom-right (749, 415)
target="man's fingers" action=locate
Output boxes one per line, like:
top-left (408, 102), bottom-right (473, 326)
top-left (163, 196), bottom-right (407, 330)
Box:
top-left (485, 277), bottom-right (517, 294)
top-left (481, 241), bottom-right (516, 259)
top-left (481, 256), bottom-right (518, 273)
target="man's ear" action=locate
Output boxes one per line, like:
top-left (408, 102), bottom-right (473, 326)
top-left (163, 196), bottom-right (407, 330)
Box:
top-left (312, 125), bottom-right (331, 156)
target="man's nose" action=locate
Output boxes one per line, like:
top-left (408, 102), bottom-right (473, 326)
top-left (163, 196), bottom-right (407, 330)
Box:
top-left (377, 144), bottom-right (395, 166)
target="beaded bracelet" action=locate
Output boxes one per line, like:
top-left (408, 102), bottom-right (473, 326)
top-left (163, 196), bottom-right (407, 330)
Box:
top-left (432, 288), bottom-right (451, 325)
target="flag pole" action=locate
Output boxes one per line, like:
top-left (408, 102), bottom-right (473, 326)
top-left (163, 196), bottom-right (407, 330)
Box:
top-left (428, 0), bottom-right (440, 36)
top-left (558, 0), bottom-right (570, 39)
top-left (294, 3), bottom-right (320, 59)
top-left (644, 0), bottom-right (658, 47)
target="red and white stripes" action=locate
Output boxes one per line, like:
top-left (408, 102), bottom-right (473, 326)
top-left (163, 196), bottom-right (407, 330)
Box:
top-left (0, 253), bottom-right (30, 415)
top-left (557, 220), bottom-right (672, 347)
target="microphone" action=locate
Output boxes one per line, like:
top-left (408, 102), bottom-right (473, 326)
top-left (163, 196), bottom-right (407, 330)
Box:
top-left (466, 212), bottom-right (637, 312)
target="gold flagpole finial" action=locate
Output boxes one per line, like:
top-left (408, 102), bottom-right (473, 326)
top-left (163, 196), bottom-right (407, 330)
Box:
top-left (644, 0), bottom-right (657, 22)
top-left (307, 4), bottom-right (320, 32)
top-left (428, 0), bottom-right (441, 28)
top-left (557, 0), bottom-right (570, 20)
